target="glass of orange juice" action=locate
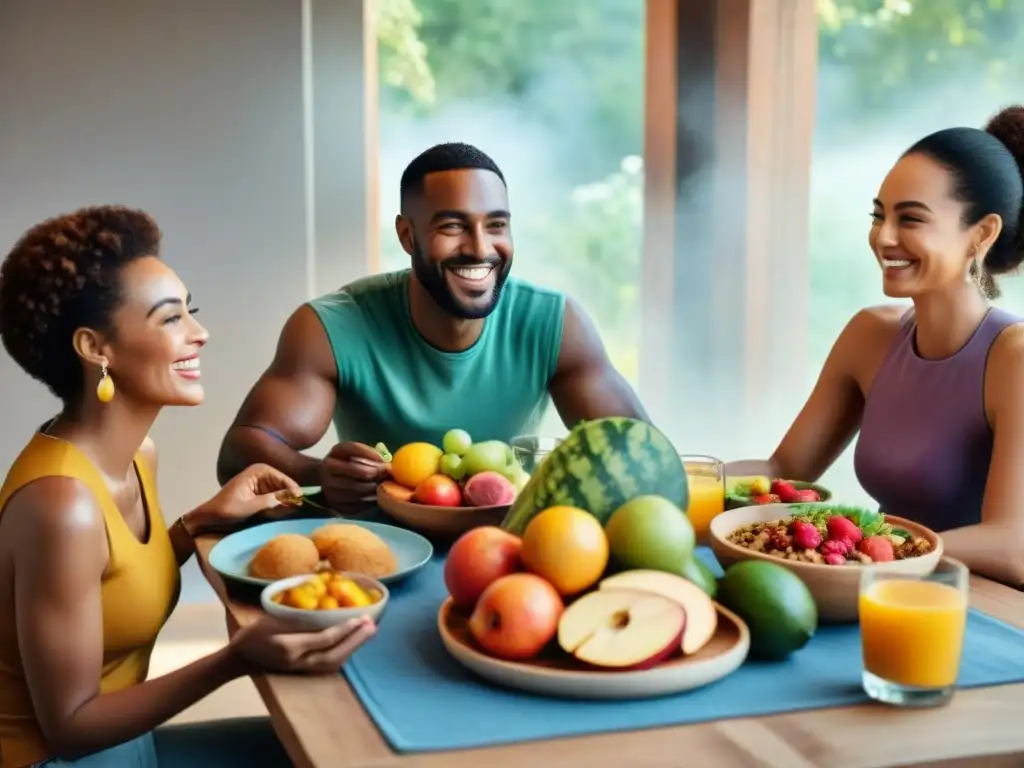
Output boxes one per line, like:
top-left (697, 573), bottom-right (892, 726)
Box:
top-left (680, 455), bottom-right (724, 544)
top-left (859, 557), bottom-right (969, 708)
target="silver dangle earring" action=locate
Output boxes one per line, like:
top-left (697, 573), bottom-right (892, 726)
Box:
top-left (967, 247), bottom-right (980, 283)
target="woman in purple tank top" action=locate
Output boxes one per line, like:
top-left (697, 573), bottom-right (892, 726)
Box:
top-left (729, 105), bottom-right (1024, 588)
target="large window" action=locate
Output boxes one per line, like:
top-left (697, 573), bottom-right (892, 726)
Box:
top-left (808, 1), bottom-right (1024, 502)
top-left (375, 0), bottom-right (646, 434)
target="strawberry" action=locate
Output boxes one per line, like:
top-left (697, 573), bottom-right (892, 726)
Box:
top-left (820, 539), bottom-right (849, 557)
top-left (793, 489), bottom-right (821, 503)
top-left (826, 516), bottom-right (863, 545)
top-left (858, 536), bottom-right (895, 562)
top-left (752, 493), bottom-right (781, 505)
top-left (791, 520), bottom-right (822, 550)
top-left (823, 552), bottom-right (847, 566)
top-left (770, 479), bottom-right (800, 503)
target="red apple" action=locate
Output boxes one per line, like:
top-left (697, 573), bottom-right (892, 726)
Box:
top-left (557, 588), bottom-right (686, 670)
top-left (599, 569), bottom-right (718, 655)
top-left (414, 474), bottom-right (462, 507)
top-left (444, 526), bottom-right (522, 607)
top-left (467, 573), bottom-right (564, 660)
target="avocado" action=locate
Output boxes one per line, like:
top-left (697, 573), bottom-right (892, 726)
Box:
top-left (680, 555), bottom-right (718, 598)
top-left (717, 560), bottom-right (818, 660)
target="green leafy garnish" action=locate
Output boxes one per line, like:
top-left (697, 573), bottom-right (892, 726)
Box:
top-left (730, 480), bottom-right (755, 497)
top-left (788, 502), bottom-right (893, 537)
top-left (845, 507), bottom-right (889, 537)
top-left (375, 442), bottom-right (392, 462)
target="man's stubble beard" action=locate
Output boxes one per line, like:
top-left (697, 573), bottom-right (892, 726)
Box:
top-left (410, 239), bottom-right (512, 320)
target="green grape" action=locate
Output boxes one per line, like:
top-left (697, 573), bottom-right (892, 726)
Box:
top-left (442, 429), bottom-right (473, 457)
top-left (440, 452), bottom-right (466, 480)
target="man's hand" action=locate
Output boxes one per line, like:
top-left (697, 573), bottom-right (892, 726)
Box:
top-left (319, 442), bottom-right (391, 515)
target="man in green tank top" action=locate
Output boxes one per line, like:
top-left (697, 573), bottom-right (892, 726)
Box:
top-left (217, 143), bottom-right (647, 514)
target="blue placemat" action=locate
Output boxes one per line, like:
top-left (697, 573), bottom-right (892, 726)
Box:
top-left (341, 547), bottom-right (1024, 753)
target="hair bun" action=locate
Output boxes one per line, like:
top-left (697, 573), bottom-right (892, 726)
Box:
top-left (986, 105), bottom-right (1024, 169)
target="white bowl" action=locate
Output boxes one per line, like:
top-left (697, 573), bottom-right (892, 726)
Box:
top-left (260, 572), bottom-right (389, 630)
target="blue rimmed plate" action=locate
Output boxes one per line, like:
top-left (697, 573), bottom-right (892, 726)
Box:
top-left (207, 517), bottom-right (433, 588)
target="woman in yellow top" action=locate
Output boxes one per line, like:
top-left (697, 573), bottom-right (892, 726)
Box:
top-left (0, 206), bottom-right (377, 768)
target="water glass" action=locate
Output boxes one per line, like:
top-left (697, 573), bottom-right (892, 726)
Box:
top-left (510, 435), bottom-right (562, 474)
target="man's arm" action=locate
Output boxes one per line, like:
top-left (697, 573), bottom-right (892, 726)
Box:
top-left (216, 305), bottom-right (339, 487)
top-left (548, 297), bottom-right (649, 427)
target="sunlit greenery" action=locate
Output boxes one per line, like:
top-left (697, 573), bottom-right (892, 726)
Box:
top-left (376, 0), bottom-right (1024, 424)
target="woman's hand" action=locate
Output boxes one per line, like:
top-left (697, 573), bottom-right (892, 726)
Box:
top-left (190, 463), bottom-right (303, 531)
top-left (229, 614), bottom-right (377, 675)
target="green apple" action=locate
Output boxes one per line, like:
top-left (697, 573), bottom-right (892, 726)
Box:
top-left (442, 429), bottom-right (473, 457)
top-left (462, 440), bottom-right (515, 477)
top-left (604, 495), bottom-right (696, 573)
top-left (507, 463), bottom-right (531, 492)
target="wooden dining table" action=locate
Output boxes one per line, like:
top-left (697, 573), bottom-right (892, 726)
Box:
top-left (194, 531), bottom-right (1024, 768)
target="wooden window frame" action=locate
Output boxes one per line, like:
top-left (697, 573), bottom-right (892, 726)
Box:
top-left (641, 0), bottom-right (817, 442)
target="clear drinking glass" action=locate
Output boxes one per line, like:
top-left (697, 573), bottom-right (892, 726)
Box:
top-left (859, 557), bottom-right (969, 707)
top-left (510, 435), bottom-right (562, 475)
top-left (680, 455), bottom-right (724, 545)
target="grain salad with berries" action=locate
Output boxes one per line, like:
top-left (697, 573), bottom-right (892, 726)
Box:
top-left (726, 505), bottom-right (934, 566)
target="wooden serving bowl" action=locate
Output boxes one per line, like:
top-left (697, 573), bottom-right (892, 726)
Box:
top-left (709, 504), bottom-right (944, 624)
top-left (376, 485), bottom-right (509, 540)
top-left (438, 598), bottom-right (750, 700)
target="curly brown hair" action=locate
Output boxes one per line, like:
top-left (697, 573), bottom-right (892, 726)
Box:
top-left (0, 205), bottom-right (162, 403)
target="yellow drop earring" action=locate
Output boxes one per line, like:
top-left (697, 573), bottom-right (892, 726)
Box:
top-left (96, 363), bottom-right (115, 403)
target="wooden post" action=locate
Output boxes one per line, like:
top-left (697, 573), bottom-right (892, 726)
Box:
top-left (641, 0), bottom-right (816, 453)
top-left (307, 0), bottom-right (380, 297)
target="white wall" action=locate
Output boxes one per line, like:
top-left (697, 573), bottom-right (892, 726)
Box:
top-left (0, 0), bottom-right (373, 600)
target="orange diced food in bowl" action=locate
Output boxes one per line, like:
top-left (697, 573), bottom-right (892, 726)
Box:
top-left (318, 595), bottom-right (340, 610)
top-left (284, 584), bottom-right (321, 611)
top-left (276, 572), bottom-right (384, 611)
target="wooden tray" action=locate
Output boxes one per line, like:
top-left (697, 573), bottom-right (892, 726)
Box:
top-left (376, 485), bottom-right (509, 539)
top-left (437, 597), bottom-right (750, 700)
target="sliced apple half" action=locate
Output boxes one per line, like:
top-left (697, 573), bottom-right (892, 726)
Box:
top-left (556, 588), bottom-right (685, 671)
top-left (599, 569), bottom-right (718, 655)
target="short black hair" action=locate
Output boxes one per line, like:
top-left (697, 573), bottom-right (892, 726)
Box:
top-left (399, 142), bottom-right (506, 211)
top-left (904, 105), bottom-right (1024, 298)
top-left (0, 205), bottom-right (162, 403)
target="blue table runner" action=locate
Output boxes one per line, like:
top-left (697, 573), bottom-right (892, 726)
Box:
top-left (341, 548), bottom-right (1024, 753)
